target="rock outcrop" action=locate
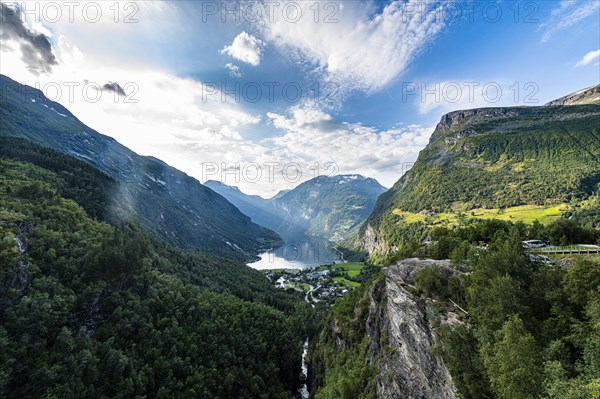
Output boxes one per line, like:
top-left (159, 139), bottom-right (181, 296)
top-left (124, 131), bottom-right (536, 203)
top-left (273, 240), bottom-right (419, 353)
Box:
top-left (545, 84), bottom-right (600, 106)
top-left (360, 224), bottom-right (393, 255)
top-left (366, 261), bottom-right (458, 399)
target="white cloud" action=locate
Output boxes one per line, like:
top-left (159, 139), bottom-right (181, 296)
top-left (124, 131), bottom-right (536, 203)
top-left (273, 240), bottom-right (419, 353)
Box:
top-left (265, 105), bottom-right (433, 190)
top-left (412, 80), bottom-right (537, 115)
top-left (220, 31), bottom-right (264, 66)
top-left (225, 62), bottom-right (242, 77)
top-left (0, 0), bottom-right (440, 197)
top-left (576, 49), bottom-right (600, 67)
top-left (1, 29), bottom-right (435, 196)
top-left (540, 0), bottom-right (599, 43)
top-left (258, 0), bottom-right (446, 96)
top-left (0, 31), bottom-right (266, 182)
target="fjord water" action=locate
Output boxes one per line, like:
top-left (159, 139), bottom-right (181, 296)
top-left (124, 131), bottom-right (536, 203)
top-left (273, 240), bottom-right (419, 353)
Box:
top-left (249, 234), bottom-right (341, 270)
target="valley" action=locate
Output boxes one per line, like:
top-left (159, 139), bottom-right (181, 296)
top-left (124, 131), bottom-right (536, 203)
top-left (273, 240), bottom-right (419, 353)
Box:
top-left (207, 174), bottom-right (386, 244)
top-left (1, 21), bottom-right (599, 398)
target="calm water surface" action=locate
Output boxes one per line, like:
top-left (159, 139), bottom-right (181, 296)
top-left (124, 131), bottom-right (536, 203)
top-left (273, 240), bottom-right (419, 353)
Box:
top-left (248, 234), bottom-right (340, 270)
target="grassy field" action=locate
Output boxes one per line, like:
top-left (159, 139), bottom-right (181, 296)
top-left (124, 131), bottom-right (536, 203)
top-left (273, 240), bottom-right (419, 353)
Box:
top-left (392, 204), bottom-right (569, 227)
top-left (290, 282), bottom-right (311, 292)
top-left (332, 277), bottom-right (361, 288)
top-left (317, 262), bottom-right (366, 288)
top-left (318, 262), bottom-right (365, 277)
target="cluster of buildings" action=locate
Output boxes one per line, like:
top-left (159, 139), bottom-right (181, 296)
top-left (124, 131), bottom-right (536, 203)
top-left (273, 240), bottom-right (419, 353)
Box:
top-left (265, 268), bottom-right (352, 306)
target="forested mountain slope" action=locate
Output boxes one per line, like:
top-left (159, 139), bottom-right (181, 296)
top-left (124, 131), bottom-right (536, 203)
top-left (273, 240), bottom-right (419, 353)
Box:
top-left (0, 75), bottom-right (282, 260)
top-left (357, 96), bottom-right (600, 254)
top-left (0, 137), bottom-right (313, 397)
top-left (207, 175), bottom-right (386, 242)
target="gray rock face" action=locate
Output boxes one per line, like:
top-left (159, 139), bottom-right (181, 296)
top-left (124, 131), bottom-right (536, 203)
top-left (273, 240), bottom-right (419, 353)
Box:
top-left (387, 258), bottom-right (455, 286)
top-left (366, 263), bottom-right (457, 399)
top-left (361, 224), bottom-right (392, 255)
top-left (545, 84), bottom-right (600, 106)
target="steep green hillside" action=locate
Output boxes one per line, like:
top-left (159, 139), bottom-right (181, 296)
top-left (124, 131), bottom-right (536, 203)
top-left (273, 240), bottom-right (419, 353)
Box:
top-left (0, 142), bottom-right (313, 397)
top-left (276, 175), bottom-right (387, 241)
top-left (207, 175), bottom-right (386, 242)
top-left (318, 223), bottom-right (600, 399)
top-left (204, 180), bottom-right (286, 236)
top-left (0, 136), bottom-right (117, 220)
top-left (0, 74), bottom-right (282, 260)
top-left (360, 103), bottom-right (600, 253)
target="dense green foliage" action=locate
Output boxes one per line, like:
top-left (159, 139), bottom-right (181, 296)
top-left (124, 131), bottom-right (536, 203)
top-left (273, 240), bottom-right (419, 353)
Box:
top-left (0, 74), bottom-right (282, 260)
top-left (309, 281), bottom-right (378, 399)
top-left (373, 218), bottom-right (599, 267)
top-left (362, 104), bottom-right (600, 250)
top-left (0, 152), bottom-right (313, 398)
top-left (432, 227), bottom-right (600, 399)
top-left (313, 219), bottom-right (600, 399)
top-left (414, 265), bottom-right (448, 298)
top-left (0, 136), bottom-right (117, 220)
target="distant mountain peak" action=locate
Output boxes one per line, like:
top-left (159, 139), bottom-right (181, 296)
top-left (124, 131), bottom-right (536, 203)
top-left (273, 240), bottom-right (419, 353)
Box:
top-left (207, 173), bottom-right (386, 242)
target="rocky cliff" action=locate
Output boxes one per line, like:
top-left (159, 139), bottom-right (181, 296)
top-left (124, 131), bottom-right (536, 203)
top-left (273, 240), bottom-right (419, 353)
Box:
top-left (0, 222), bottom-right (32, 308)
top-left (310, 258), bottom-right (459, 398)
top-left (366, 261), bottom-right (458, 399)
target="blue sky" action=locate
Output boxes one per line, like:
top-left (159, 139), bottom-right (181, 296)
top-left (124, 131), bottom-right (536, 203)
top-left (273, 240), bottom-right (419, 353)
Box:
top-left (1, 0), bottom-right (599, 196)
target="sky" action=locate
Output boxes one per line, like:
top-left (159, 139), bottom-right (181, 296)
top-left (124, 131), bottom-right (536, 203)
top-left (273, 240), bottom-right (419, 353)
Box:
top-left (1, 0), bottom-right (599, 197)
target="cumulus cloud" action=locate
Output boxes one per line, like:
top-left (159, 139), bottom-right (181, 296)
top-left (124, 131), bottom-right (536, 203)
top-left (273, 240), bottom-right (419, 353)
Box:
top-left (258, 0), bottom-right (446, 96)
top-left (0, 25), bottom-right (435, 196)
top-left (225, 63), bottom-right (242, 78)
top-left (265, 105), bottom-right (433, 189)
top-left (540, 0), bottom-right (599, 43)
top-left (0, 0), bottom-right (441, 196)
top-left (0, 2), bottom-right (57, 74)
top-left (220, 31), bottom-right (264, 66)
top-left (0, 32), bottom-right (267, 184)
top-left (576, 49), bottom-right (600, 67)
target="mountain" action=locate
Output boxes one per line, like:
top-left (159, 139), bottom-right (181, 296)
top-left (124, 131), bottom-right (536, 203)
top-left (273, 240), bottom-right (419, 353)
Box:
top-left (0, 137), bottom-right (310, 397)
top-left (271, 189), bottom-right (291, 200)
top-left (206, 174), bottom-right (387, 242)
top-left (357, 89), bottom-right (600, 254)
top-left (204, 180), bottom-right (284, 231)
top-left (545, 84), bottom-right (600, 106)
top-left (273, 175), bottom-right (388, 241)
top-left (0, 74), bottom-right (282, 260)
